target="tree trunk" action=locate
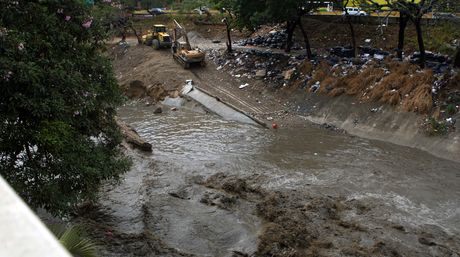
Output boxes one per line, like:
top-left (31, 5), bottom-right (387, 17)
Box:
top-left (129, 24), bottom-right (142, 44)
top-left (454, 47), bottom-right (460, 68)
top-left (414, 18), bottom-right (426, 68)
top-left (224, 20), bottom-right (232, 53)
top-left (397, 12), bottom-right (408, 60)
top-left (298, 18), bottom-right (312, 59)
top-left (285, 20), bottom-right (296, 53)
top-left (346, 15), bottom-right (357, 57)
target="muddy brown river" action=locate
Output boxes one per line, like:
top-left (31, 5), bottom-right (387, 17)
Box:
top-left (86, 102), bottom-right (460, 257)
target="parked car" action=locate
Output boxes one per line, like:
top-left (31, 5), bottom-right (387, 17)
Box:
top-left (342, 7), bottom-right (367, 16)
top-left (148, 8), bottom-right (166, 15)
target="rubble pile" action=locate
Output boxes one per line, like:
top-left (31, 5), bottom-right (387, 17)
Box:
top-left (237, 30), bottom-right (303, 50)
top-left (410, 51), bottom-right (451, 73)
top-left (329, 46), bottom-right (390, 60)
top-left (208, 49), bottom-right (305, 87)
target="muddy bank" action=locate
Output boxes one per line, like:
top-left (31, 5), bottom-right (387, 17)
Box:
top-left (204, 172), bottom-right (460, 257)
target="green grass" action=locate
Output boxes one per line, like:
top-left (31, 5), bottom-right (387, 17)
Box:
top-left (426, 117), bottom-right (449, 136)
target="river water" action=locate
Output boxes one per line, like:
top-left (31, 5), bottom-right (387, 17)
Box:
top-left (93, 103), bottom-right (460, 257)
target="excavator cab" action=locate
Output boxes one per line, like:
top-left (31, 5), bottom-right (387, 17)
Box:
top-left (153, 25), bottom-right (167, 33)
top-left (171, 19), bottom-right (206, 69)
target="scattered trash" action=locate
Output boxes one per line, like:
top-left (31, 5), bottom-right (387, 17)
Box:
top-left (239, 83), bottom-right (249, 89)
top-left (310, 81), bottom-right (320, 92)
top-left (266, 117), bottom-right (273, 121)
top-left (272, 123), bottom-right (278, 129)
top-left (237, 29), bottom-right (303, 50)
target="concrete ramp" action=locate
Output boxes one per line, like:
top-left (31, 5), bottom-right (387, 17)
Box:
top-left (182, 85), bottom-right (259, 126)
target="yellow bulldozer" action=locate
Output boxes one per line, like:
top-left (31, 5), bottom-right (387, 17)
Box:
top-left (171, 19), bottom-right (206, 69)
top-left (141, 24), bottom-right (172, 50)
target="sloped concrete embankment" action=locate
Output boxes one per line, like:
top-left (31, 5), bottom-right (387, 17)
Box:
top-left (300, 93), bottom-right (460, 162)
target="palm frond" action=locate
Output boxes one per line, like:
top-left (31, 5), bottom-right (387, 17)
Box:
top-left (49, 224), bottom-right (98, 257)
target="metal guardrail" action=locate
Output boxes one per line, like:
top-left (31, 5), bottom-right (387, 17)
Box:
top-left (306, 14), bottom-right (460, 25)
top-left (0, 176), bottom-right (72, 257)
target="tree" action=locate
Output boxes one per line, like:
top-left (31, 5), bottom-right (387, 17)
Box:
top-left (212, 0), bottom-right (237, 52)
top-left (369, 0), bottom-right (437, 68)
top-left (227, 0), bottom-right (324, 59)
top-left (0, 0), bottom-right (130, 216)
top-left (343, 0), bottom-right (358, 57)
top-left (454, 47), bottom-right (460, 68)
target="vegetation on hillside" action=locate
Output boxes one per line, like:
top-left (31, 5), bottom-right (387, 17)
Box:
top-left (0, 0), bottom-right (130, 216)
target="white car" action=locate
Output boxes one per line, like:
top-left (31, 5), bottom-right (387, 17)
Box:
top-left (342, 7), bottom-right (367, 16)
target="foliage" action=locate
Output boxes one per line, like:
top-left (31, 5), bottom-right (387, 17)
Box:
top-left (446, 104), bottom-right (458, 115)
top-left (0, 0), bottom-right (130, 216)
top-left (179, 0), bottom-right (213, 11)
top-left (50, 225), bottom-right (97, 257)
top-left (426, 117), bottom-right (448, 136)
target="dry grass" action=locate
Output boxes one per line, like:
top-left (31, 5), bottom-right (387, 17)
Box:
top-left (328, 87), bottom-right (346, 97)
top-left (307, 61), bottom-right (331, 87)
top-left (317, 77), bottom-right (339, 94)
top-left (297, 58), bottom-right (436, 114)
top-left (381, 90), bottom-right (401, 105)
top-left (299, 60), bottom-right (314, 75)
top-left (346, 67), bottom-right (385, 96)
top-left (402, 84), bottom-right (433, 113)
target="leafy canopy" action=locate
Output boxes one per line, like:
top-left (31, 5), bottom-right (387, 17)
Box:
top-left (0, 0), bottom-right (130, 216)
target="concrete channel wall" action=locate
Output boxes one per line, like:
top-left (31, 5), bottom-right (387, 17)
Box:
top-left (303, 94), bottom-right (460, 163)
top-left (0, 176), bottom-right (71, 257)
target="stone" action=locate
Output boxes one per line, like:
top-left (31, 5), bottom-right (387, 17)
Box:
top-left (255, 69), bottom-right (267, 79)
top-left (153, 107), bottom-right (163, 114)
top-left (283, 69), bottom-right (295, 80)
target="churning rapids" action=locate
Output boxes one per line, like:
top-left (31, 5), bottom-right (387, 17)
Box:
top-left (79, 102), bottom-right (460, 257)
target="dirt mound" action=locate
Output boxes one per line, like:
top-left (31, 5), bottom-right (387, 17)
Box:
top-left (123, 79), bottom-right (179, 103)
top-left (109, 44), bottom-right (190, 101)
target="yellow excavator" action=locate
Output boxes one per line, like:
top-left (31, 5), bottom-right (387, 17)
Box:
top-left (141, 24), bottom-right (172, 50)
top-left (171, 19), bottom-right (206, 69)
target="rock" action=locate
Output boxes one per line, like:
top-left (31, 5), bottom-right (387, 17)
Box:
top-left (255, 69), bottom-right (267, 79)
top-left (153, 106), bottom-right (163, 114)
top-left (117, 119), bottom-right (152, 152)
top-left (125, 80), bottom-right (146, 99)
top-left (418, 237), bottom-right (437, 246)
top-left (170, 90), bottom-right (180, 98)
top-left (283, 69), bottom-right (295, 80)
